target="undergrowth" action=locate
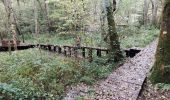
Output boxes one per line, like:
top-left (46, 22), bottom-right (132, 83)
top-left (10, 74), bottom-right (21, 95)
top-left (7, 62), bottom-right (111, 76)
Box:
top-left (20, 33), bottom-right (75, 45)
top-left (20, 25), bottom-right (159, 49)
top-left (156, 83), bottom-right (170, 91)
top-left (118, 25), bottom-right (159, 48)
top-left (0, 49), bottom-right (114, 99)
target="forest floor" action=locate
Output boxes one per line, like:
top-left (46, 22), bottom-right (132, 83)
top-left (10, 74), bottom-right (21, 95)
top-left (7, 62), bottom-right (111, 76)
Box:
top-left (63, 40), bottom-right (167, 100)
top-left (138, 79), bottom-right (170, 100)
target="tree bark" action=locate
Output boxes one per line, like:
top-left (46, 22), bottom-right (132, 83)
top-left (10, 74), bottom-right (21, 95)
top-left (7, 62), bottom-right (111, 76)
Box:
top-left (151, 0), bottom-right (159, 26)
top-left (34, 0), bottom-right (39, 36)
top-left (44, 0), bottom-right (51, 33)
top-left (2, 0), bottom-right (18, 50)
top-left (143, 0), bottom-right (149, 25)
top-left (150, 0), bottom-right (170, 84)
top-left (104, 0), bottom-right (123, 62)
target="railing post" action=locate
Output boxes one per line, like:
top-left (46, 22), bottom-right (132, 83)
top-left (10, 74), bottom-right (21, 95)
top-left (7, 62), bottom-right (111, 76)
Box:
top-left (97, 49), bottom-right (101, 57)
top-left (106, 50), bottom-right (109, 55)
top-left (40, 45), bottom-right (43, 49)
top-left (54, 46), bottom-right (56, 52)
top-left (82, 47), bottom-right (85, 58)
top-left (48, 45), bottom-right (52, 51)
top-left (58, 46), bottom-right (62, 54)
top-left (88, 48), bottom-right (93, 62)
top-left (64, 46), bottom-right (67, 56)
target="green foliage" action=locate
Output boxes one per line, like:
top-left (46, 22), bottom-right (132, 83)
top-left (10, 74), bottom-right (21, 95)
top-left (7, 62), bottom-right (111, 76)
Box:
top-left (150, 65), bottom-right (170, 84)
top-left (118, 26), bottom-right (159, 48)
top-left (49, 0), bottom-right (90, 32)
top-left (156, 83), bottom-right (170, 91)
top-left (0, 49), bottom-right (114, 99)
top-left (20, 33), bottom-right (75, 45)
top-left (22, 25), bottom-right (159, 48)
top-left (80, 76), bottom-right (95, 85)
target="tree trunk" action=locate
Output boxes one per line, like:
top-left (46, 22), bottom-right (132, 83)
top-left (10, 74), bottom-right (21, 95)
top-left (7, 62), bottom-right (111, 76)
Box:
top-left (17, 0), bottom-right (25, 43)
top-left (2, 0), bottom-right (18, 50)
top-left (34, 0), bottom-right (39, 36)
top-left (143, 0), bottom-right (149, 25)
top-left (104, 0), bottom-right (123, 62)
top-left (150, 0), bottom-right (170, 84)
top-left (100, 1), bottom-right (107, 42)
top-left (36, 0), bottom-right (51, 33)
top-left (44, 0), bottom-right (51, 33)
top-left (151, 0), bottom-right (158, 26)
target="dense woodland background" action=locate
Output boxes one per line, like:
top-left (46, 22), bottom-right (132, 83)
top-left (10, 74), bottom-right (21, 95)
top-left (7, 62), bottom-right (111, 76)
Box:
top-left (0, 0), bottom-right (162, 47)
top-left (0, 0), bottom-right (170, 99)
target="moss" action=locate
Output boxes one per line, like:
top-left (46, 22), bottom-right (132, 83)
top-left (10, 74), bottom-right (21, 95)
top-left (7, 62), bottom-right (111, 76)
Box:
top-left (106, 3), bottom-right (123, 62)
top-left (150, 2), bottom-right (170, 84)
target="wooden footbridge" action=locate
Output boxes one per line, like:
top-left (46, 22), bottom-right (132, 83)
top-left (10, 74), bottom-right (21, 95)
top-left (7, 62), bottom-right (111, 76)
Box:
top-left (0, 43), bottom-right (141, 62)
top-left (0, 43), bottom-right (110, 62)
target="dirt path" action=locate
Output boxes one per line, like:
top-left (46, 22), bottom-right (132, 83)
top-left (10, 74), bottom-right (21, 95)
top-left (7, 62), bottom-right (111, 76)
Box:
top-left (63, 40), bottom-right (158, 100)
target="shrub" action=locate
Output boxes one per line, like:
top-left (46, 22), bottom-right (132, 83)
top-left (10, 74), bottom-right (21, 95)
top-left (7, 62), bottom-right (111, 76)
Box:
top-left (0, 49), bottom-right (115, 99)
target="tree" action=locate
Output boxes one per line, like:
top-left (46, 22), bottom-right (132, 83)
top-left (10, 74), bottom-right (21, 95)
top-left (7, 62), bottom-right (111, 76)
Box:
top-left (150, 0), bottom-right (170, 84)
top-left (104, 0), bottom-right (123, 62)
top-left (150, 0), bottom-right (159, 26)
top-left (36, 0), bottom-right (51, 33)
top-left (44, 0), bottom-right (51, 33)
top-left (34, 0), bottom-right (39, 36)
top-left (2, 0), bottom-right (18, 49)
top-left (143, 0), bottom-right (149, 25)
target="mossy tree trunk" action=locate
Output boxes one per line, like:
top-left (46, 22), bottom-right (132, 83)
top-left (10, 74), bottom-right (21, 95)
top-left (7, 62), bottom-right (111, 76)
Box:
top-left (104, 0), bottom-right (123, 62)
top-left (150, 0), bottom-right (170, 84)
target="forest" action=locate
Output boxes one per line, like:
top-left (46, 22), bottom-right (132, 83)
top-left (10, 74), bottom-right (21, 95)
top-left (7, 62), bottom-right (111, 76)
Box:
top-left (0, 0), bottom-right (170, 99)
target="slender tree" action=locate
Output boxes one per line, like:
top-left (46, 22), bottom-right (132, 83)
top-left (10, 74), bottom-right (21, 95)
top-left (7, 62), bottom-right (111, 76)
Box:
top-left (143, 0), bottom-right (149, 25)
top-left (36, 0), bottom-right (51, 33)
top-left (44, 0), bottom-right (51, 33)
top-left (34, 0), bottom-right (39, 36)
top-left (104, 0), bottom-right (123, 62)
top-left (150, 0), bottom-right (170, 84)
top-left (150, 0), bottom-right (159, 26)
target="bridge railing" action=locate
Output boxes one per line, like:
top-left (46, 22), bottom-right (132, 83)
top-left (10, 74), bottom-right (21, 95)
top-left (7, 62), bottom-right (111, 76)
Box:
top-left (38, 44), bottom-right (109, 62)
